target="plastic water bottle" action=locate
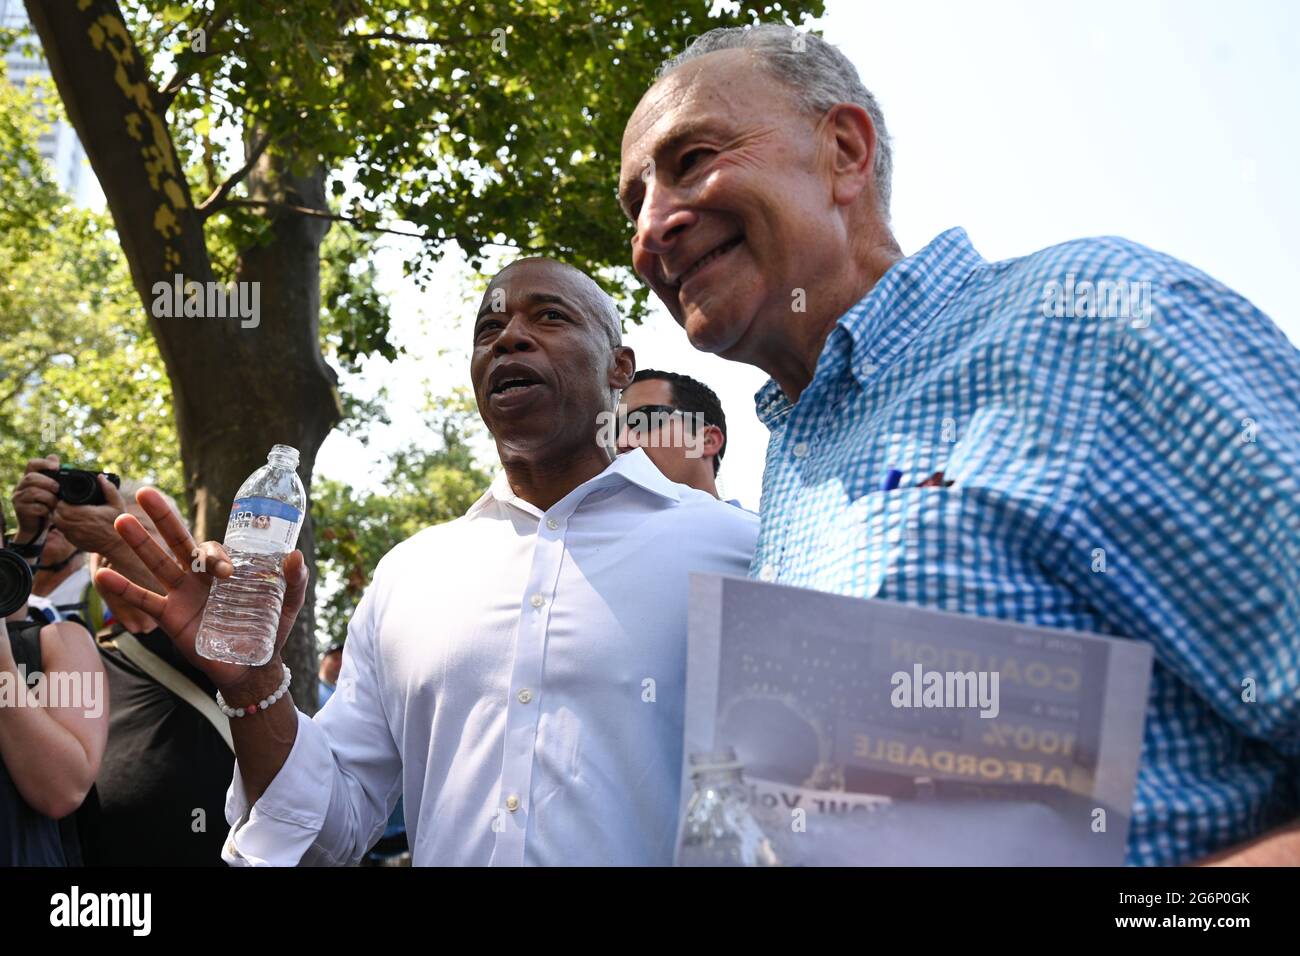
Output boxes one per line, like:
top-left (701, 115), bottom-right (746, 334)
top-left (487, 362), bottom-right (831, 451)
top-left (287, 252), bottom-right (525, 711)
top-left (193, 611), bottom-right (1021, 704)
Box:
top-left (195, 444), bottom-right (306, 665)
top-left (677, 748), bottom-right (784, 866)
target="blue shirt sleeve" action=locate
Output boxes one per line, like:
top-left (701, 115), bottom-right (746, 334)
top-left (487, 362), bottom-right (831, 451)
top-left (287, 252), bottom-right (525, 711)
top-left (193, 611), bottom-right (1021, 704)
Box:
top-left (1059, 261), bottom-right (1300, 754)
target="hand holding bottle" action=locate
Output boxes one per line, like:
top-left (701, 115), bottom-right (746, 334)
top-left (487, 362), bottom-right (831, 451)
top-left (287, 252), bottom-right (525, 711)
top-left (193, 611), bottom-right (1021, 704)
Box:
top-left (93, 486), bottom-right (308, 697)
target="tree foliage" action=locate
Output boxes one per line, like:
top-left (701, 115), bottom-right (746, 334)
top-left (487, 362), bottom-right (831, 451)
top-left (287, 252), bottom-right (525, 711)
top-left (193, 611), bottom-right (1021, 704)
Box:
top-left (121, 0), bottom-right (825, 338)
top-left (15, 0), bottom-right (821, 698)
top-left (0, 65), bottom-right (181, 509)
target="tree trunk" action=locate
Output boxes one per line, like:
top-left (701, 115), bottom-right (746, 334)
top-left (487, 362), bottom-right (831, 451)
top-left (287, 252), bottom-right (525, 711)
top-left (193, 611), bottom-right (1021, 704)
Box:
top-left (25, 0), bottom-right (340, 710)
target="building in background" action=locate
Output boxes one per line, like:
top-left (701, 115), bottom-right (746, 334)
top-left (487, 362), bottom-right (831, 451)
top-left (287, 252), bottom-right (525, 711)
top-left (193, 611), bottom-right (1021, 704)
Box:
top-left (1, 0), bottom-right (96, 206)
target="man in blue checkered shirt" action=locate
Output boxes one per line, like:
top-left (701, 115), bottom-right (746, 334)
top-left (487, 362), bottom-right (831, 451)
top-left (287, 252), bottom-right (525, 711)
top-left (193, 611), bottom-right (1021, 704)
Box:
top-left (619, 25), bottom-right (1300, 865)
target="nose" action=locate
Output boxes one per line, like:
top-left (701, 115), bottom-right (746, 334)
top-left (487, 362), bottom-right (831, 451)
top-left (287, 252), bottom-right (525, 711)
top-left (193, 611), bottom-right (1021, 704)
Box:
top-left (493, 313), bottom-right (536, 356)
top-left (635, 176), bottom-right (696, 260)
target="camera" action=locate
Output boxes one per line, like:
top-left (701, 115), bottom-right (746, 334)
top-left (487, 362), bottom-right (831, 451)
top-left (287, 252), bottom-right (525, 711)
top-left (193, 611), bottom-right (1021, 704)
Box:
top-left (40, 466), bottom-right (120, 506)
top-left (0, 547), bottom-right (33, 618)
top-left (0, 502), bottom-right (33, 618)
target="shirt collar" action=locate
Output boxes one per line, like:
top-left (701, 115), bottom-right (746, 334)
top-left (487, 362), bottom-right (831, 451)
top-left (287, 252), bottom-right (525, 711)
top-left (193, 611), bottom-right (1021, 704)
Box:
top-left (466, 447), bottom-right (681, 520)
top-left (755, 227), bottom-right (985, 425)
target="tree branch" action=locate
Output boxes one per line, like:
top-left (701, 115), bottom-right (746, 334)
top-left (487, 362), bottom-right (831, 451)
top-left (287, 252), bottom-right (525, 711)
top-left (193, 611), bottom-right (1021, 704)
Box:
top-left (215, 198), bottom-right (529, 252)
top-left (347, 29), bottom-right (501, 47)
top-left (216, 198), bottom-right (425, 241)
top-left (197, 129), bottom-right (273, 217)
top-left (0, 347), bottom-right (65, 405)
top-left (157, 7), bottom-right (235, 107)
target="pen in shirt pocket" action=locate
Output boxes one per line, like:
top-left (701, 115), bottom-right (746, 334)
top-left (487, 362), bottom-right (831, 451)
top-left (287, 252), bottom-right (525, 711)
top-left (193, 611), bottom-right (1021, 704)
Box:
top-left (879, 467), bottom-right (955, 492)
top-left (916, 470), bottom-right (954, 488)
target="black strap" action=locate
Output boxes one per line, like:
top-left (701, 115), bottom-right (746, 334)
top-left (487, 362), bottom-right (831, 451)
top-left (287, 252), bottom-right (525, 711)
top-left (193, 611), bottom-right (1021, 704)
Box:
top-left (34, 550), bottom-right (82, 574)
top-left (6, 515), bottom-right (49, 558)
top-left (7, 618), bottom-right (43, 674)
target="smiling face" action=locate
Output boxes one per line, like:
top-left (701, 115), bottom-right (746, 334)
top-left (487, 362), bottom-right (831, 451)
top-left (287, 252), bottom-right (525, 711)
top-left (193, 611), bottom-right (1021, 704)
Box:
top-left (620, 49), bottom-right (839, 364)
top-left (470, 258), bottom-right (634, 458)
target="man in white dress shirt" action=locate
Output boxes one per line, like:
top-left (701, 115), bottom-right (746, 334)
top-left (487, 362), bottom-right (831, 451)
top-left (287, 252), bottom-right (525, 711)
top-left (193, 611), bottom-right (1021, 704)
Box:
top-left (96, 258), bottom-right (758, 865)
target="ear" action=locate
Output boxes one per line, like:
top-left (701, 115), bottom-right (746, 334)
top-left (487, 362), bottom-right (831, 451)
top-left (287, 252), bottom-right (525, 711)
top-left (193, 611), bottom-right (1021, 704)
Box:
top-left (702, 424), bottom-right (725, 460)
top-left (822, 103), bottom-right (876, 210)
top-left (609, 345), bottom-right (636, 390)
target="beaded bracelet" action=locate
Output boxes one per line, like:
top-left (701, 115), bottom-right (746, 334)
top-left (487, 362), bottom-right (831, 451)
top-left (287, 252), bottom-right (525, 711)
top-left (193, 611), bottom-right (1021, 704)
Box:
top-left (216, 664), bottom-right (292, 718)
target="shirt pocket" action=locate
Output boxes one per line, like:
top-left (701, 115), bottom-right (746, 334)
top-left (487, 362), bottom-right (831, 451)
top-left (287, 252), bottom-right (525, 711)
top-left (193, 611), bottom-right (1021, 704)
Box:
top-left (823, 486), bottom-right (967, 602)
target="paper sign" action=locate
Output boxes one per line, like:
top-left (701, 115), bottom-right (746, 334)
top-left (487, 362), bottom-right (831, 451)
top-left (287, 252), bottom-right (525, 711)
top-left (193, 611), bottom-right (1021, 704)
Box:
top-left (679, 575), bottom-right (1153, 866)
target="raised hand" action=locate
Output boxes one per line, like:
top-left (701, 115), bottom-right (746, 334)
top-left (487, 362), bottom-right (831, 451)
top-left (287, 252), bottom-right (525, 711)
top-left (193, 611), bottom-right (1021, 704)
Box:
top-left (51, 473), bottom-right (131, 557)
top-left (11, 455), bottom-right (61, 542)
top-left (93, 487), bottom-right (308, 694)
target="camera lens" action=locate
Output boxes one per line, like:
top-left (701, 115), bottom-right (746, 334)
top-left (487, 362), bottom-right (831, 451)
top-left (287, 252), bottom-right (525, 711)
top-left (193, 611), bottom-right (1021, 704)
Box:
top-left (0, 549), bottom-right (33, 618)
top-left (61, 471), bottom-right (97, 505)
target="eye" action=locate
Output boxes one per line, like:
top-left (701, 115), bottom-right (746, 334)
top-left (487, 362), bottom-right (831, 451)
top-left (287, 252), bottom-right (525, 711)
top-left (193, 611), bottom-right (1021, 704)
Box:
top-left (680, 147), bottom-right (712, 173)
top-left (474, 320), bottom-right (502, 342)
top-left (541, 309), bottom-right (568, 322)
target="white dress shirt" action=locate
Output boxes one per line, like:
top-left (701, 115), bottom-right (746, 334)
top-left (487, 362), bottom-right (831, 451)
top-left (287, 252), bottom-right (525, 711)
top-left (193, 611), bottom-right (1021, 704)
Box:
top-left (222, 449), bottom-right (757, 865)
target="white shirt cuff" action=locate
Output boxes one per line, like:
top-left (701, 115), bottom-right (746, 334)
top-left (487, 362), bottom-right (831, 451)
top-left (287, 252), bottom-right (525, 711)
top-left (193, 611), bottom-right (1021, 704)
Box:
top-left (222, 708), bottom-right (337, 866)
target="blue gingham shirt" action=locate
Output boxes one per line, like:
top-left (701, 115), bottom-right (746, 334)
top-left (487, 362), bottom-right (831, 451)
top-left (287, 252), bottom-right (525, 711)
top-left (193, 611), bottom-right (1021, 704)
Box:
top-left (752, 228), bottom-right (1300, 866)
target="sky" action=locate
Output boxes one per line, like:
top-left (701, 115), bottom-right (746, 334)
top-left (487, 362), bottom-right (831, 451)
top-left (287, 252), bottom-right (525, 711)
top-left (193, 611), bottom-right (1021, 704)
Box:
top-left (317, 0), bottom-right (1300, 510)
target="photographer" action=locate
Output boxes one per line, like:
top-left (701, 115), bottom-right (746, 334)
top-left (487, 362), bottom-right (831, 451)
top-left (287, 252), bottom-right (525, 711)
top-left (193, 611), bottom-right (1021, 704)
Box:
top-left (69, 481), bottom-right (235, 866)
top-left (10, 454), bottom-right (164, 632)
top-left (8, 457), bottom-right (234, 864)
top-left (0, 503), bottom-right (108, 865)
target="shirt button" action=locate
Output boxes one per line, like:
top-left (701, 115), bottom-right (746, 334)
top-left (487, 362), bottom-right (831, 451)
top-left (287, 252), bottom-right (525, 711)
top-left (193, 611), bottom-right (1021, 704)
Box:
top-left (759, 563), bottom-right (777, 582)
top-left (792, 441), bottom-right (810, 459)
top-left (505, 795), bottom-right (520, 812)
top-left (546, 518), bottom-right (559, 530)
top-left (530, 594), bottom-right (546, 608)
top-left (517, 689), bottom-right (533, 704)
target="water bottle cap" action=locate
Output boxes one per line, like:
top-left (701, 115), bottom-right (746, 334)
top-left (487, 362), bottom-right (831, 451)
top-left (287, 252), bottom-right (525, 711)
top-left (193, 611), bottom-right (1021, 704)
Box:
top-left (268, 444), bottom-right (300, 468)
top-left (688, 748), bottom-right (744, 777)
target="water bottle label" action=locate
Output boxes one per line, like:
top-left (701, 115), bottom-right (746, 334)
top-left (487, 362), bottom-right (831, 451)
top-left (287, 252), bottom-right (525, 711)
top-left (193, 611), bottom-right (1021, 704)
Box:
top-left (224, 496), bottom-right (303, 553)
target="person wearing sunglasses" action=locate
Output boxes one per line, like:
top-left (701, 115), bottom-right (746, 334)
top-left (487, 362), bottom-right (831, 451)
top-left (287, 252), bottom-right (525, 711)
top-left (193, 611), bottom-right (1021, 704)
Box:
top-left (616, 369), bottom-right (734, 503)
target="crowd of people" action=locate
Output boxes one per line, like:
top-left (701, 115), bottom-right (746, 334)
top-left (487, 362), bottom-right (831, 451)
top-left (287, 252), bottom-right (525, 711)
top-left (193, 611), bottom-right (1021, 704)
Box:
top-left (0, 365), bottom-right (738, 867)
top-left (3, 24), bottom-right (1299, 867)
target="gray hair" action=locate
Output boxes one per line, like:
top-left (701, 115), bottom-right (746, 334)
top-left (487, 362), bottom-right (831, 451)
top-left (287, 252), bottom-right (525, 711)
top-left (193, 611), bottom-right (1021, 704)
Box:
top-left (118, 478), bottom-right (189, 532)
top-left (656, 24), bottom-right (893, 220)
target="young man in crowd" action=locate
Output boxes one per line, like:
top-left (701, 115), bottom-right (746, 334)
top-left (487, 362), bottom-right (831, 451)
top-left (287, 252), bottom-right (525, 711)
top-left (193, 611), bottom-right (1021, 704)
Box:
top-left (616, 369), bottom-right (738, 504)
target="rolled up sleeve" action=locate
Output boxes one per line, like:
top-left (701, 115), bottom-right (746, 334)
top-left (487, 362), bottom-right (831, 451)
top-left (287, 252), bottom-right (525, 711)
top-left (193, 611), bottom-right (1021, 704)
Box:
top-left (223, 708), bottom-right (337, 865)
top-left (222, 576), bottom-right (403, 866)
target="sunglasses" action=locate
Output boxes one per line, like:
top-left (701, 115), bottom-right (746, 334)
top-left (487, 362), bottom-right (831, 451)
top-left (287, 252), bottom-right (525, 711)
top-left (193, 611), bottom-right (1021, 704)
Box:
top-left (620, 404), bottom-right (687, 436)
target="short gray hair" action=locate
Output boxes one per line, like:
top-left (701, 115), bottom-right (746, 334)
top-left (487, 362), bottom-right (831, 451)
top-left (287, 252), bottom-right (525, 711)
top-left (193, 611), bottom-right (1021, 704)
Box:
top-left (656, 24), bottom-right (893, 220)
top-left (118, 478), bottom-right (188, 532)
